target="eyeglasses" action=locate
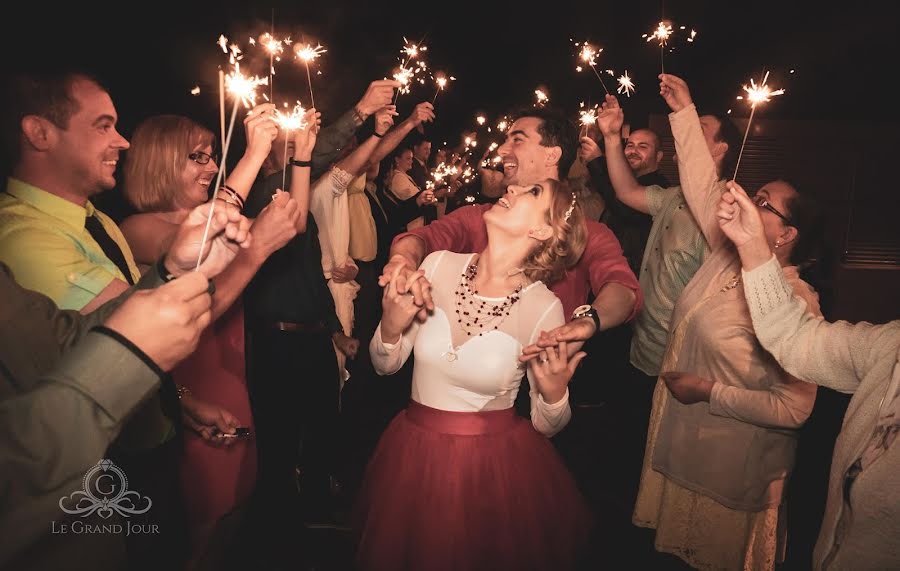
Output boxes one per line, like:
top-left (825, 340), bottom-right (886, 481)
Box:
top-left (188, 151), bottom-right (218, 165)
top-left (752, 194), bottom-right (791, 224)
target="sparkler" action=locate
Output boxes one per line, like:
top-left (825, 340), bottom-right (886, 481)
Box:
top-left (432, 74), bottom-right (455, 103)
top-left (534, 89), bottom-right (550, 107)
top-left (196, 56), bottom-right (268, 270)
top-left (294, 42), bottom-right (326, 108)
top-left (259, 32), bottom-right (283, 101)
top-left (645, 21), bottom-right (673, 74)
top-left (732, 70), bottom-right (785, 181)
top-left (275, 102), bottom-right (308, 191)
top-left (476, 115), bottom-right (486, 126)
top-left (576, 41), bottom-right (611, 95)
top-left (579, 106), bottom-right (599, 138)
top-left (617, 71), bottom-right (636, 97)
top-left (393, 35), bottom-right (428, 104)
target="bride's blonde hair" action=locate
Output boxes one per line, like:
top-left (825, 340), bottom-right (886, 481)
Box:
top-left (522, 180), bottom-right (587, 284)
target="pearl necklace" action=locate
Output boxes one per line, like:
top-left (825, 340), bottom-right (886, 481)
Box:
top-left (444, 263), bottom-right (523, 362)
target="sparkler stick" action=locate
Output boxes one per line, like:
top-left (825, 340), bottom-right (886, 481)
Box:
top-left (646, 21), bottom-right (673, 74)
top-left (294, 43), bottom-right (326, 108)
top-left (732, 71), bottom-right (785, 181)
top-left (196, 62), bottom-right (267, 270)
top-left (577, 43), bottom-right (611, 95)
top-left (275, 102), bottom-right (308, 191)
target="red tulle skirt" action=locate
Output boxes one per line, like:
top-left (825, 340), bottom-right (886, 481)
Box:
top-left (354, 400), bottom-right (592, 571)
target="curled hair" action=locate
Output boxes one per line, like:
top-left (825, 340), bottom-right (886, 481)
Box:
top-left (123, 115), bottom-right (215, 212)
top-left (522, 180), bottom-right (587, 284)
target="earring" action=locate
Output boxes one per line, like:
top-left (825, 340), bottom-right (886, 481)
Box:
top-left (774, 240), bottom-right (782, 250)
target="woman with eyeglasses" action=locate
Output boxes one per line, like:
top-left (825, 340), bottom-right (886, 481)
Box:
top-left (717, 181), bottom-right (900, 571)
top-left (119, 105), bottom-right (318, 567)
top-left (633, 75), bottom-right (825, 571)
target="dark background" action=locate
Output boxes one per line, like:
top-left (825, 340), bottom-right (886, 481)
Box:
top-left (3, 1), bottom-right (897, 147)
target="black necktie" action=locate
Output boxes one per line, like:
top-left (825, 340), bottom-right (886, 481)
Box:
top-left (84, 214), bottom-right (135, 285)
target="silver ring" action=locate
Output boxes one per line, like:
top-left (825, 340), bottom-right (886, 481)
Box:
top-left (540, 356), bottom-right (549, 363)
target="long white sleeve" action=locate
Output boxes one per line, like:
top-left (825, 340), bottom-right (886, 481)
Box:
top-left (743, 255), bottom-right (900, 394)
top-left (526, 299), bottom-right (572, 437)
top-left (370, 320), bottom-right (420, 376)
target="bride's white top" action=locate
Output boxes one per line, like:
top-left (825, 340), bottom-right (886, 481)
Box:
top-left (371, 251), bottom-right (572, 437)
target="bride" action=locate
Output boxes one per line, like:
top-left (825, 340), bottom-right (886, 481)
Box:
top-left (355, 178), bottom-right (593, 571)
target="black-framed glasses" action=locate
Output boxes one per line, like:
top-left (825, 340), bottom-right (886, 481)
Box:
top-left (188, 151), bottom-right (218, 165)
top-left (752, 194), bottom-right (791, 224)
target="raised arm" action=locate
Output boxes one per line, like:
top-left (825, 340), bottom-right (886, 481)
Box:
top-left (368, 102), bottom-right (436, 168)
top-left (718, 183), bottom-right (900, 393)
top-left (662, 74), bottom-right (726, 248)
top-left (596, 95), bottom-right (651, 214)
top-left (335, 107), bottom-right (398, 177)
top-left (223, 103), bottom-right (278, 200)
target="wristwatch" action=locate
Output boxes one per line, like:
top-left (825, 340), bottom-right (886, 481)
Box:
top-left (571, 304), bottom-right (601, 333)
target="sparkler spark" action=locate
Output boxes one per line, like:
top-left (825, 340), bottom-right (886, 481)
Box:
top-left (647, 21), bottom-right (673, 46)
top-left (617, 71), bottom-right (636, 97)
top-left (741, 71), bottom-right (785, 105)
top-left (732, 70), bottom-right (786, 181)
top-left (575, 40), bottom-right (611, 94)
top-left (534, 89), bottom-right (549, 107)
top-left (294, 43), bottom-right (326, 62)
top-left (476, 115), bottom-right (486, 126)
top-left (274, 101), bottom-right (308, 131)
top-left (225, 64), bottom-right (268, 108)
top-left (217, 34), bottom-right (228, 53)
top-left (496, 119), bottom-right (509, 132)
top-left (190, 85), bottom-right (201, 96)
top-left (579, 107), bottom-right (599, 128)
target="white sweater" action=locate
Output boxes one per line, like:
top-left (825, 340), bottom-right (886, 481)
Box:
top-left (743, 255), bottom-right (900, 571)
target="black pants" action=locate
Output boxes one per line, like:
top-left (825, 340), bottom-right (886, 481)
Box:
top-left (244, 325), bottom-right (339, 530)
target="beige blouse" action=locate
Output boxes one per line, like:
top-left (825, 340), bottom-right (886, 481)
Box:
top-left (650, 105), bottom-right (821, 511)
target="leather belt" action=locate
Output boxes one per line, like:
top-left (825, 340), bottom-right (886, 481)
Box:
top-left (271, 321), bottom-right (327, 333)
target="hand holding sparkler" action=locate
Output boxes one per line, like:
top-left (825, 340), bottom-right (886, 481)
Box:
top-left (579, 136), bottom-right (602, 163)
top-left (405, 102), bottom-right (436, 127)
top-left (374, 106), bottom-right (399, 136)
top-left (244, 103), bottom-right (279, 161)
top-left (596, 94), bottom-right (625, 139)
top-left (293, 108), bottom-right (321, 159)
top-left (658, 74), bottom-right (692, 113)
top-left (356, 80), bottom-right (403, 120)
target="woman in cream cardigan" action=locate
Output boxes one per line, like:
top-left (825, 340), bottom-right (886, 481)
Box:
top-left (632, 74), bottom-right (824, 571)
top-left (715, 181), bottom-right (900, 571)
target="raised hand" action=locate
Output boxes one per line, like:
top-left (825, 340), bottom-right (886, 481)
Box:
top-left (244, 103), bottom-right (279, 160)
top-left (357, 79), bottom-right (403, 117)
top-left (293, 108), bottom-right (321, 159)
top-left (166, 201), bottom-right (252, 279)
top-left (596, 94), bottom-right (624, 138)
top-left (374, 105), bottom-right (399, 135)
top-left (658, 74), bottom-right (693, 113)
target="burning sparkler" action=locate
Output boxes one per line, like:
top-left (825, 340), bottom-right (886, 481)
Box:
top-left (645, 20), bottom-right (673, 73)
top-left (732, 70), bottom-right (785, 181)
top-left (534, 89), bottom-right (550, 107)
top-left (294, 42), bottom-right (326, 108)
top-left (575, 41), bottom-right (611, 95)
top-left (617, 71), bottom-right (636, 97)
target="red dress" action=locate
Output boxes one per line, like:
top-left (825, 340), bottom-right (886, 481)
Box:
top-left (173, 302), bottom-right (257, 563)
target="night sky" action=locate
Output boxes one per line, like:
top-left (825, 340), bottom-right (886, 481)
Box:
top-left (3, 1), bottom-right (898, 155)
